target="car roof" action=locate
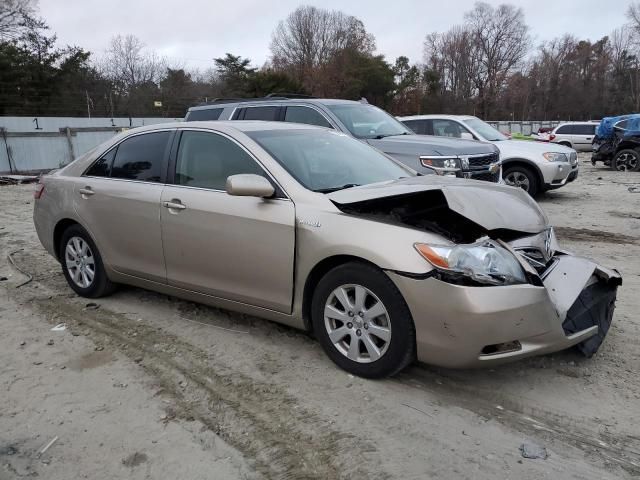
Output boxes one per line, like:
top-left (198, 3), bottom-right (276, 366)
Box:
top-left (555, 121), bottom-right (597, 126)
top-left (187, 98), bottom-right (364, 112)
top-left (116, 120), bottom-right (326, 135)
top-left (397, 114), bottom-right (477, 121)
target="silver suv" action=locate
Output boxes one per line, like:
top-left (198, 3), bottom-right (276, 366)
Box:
top-left (550, 122), bottom-right (598, 151)
top-left (185, 96), bottom-right (502, 182)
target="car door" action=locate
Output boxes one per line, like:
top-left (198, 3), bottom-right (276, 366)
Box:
top-left (74, 130), bottom-right (174, 283)
top-left (431, 119), bottom-right (465, 138)
top-left (575, 124), bottom-right (596, 151)
top-left (160, 129), bottom-right (296, 313)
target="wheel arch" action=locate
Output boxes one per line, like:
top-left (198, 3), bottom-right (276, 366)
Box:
top-left (615, 141), bottom-right (640, 153)
top-left (301, 255), bottom-right (383, 333)
top-left (501, 157), bottom-right (544, 186)
top-left (53, 218), bottom-right (81, 261)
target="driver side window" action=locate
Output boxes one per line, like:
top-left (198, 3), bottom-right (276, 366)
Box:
top-left (174, 131), bottom-right (267, 191)
top-left (432, 120), bottom-right (464, 138)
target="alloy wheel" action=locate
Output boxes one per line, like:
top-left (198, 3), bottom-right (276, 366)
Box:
top-left (65, 236), bottom-right (95, 288)
top-left (504, 171), bottom-right (531, 191)
top-left (324, 284), bottom-right (391, 363)
top-left (613, 152), bottom-right (639, 172)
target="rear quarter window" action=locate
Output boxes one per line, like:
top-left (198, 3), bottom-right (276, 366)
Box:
top-left (186, 108), bottom-right (224, 121)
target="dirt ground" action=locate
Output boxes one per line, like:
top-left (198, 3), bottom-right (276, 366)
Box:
top-left (1, 154), bottom-right (639, 480)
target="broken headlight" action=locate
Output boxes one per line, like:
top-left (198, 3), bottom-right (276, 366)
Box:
top-left (414, 239), bottom-right (527, 286)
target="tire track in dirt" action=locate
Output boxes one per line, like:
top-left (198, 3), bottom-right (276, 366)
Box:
top-left (8, 287), bottom-right (384, 480)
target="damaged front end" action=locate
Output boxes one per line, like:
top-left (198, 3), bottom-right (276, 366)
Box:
top-left (329, 178), bottom-right (622, 363)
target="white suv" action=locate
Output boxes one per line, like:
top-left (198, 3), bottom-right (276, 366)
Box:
top-left (398, 115), bottom-right (579, 197)
top-left (549, 122), bottom-right (598, 151)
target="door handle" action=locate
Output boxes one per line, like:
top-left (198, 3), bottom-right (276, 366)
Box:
top-left (163, 200), bottom-right (186, 210)
top-left (79, 187), bottom-right (94, 196)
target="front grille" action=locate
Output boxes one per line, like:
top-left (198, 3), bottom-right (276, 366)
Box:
top-left (570, 152), bottom-right (578, 165)
top-left (468, 153), bottom-right (499, 169)
top-left (470, 171), bottom-right (500, 182)
top-left (516, 248), bottom-right (556, 276)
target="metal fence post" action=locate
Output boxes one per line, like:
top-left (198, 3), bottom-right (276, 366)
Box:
top-left (64, 127), bottom-right (75, 165)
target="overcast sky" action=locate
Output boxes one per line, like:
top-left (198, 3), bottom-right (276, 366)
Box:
top-left (39, 0), bottom-right (632, 70)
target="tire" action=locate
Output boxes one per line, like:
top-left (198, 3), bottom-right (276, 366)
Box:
top-left (59, 224), bottom-right (116, 298)
top-left (502, 165), bottom-right (540, 197)
top-left (610, 149), bottom-right (640, 172)
top-left (311, 262), bottom-right (416, 378)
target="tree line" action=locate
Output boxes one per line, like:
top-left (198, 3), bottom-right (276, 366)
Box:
top-left (2, 0), bottom-right (640, 120)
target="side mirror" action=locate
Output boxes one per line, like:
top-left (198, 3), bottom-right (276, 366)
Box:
top-left (226, 174), bottom-right (275, 198)
top-left (460, 132), bottom-right (475, 140)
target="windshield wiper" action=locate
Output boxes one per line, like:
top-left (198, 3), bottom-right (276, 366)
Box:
top-left (373, 132), bottom-right (410, 139)
top-left (314, 184), bottom-right (361, 193)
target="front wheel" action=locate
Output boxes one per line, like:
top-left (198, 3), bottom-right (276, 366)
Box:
top-left (59, 224), bottom-right (116, 298)
top-left (503, 165), bottom-right (539, 197)
top-left (311, 262), bottom-right (416, 378)
top-left (611, 149), bottom-right (640, 172)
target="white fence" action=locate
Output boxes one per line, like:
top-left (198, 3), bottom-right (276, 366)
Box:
top-left (0, 117), bottom-right (181, 174)
top-left (0, 116), bottom-right (571, 174)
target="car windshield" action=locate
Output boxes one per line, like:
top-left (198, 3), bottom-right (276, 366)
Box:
top-left (327, 103), bottom-right (413, 139)
top-left (463, 118), bottom-right (509, 141)
top-left (246, 129), bottom-right (413, 192)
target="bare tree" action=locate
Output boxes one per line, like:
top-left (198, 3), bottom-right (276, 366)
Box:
top-left (101, 35), bottom-right (166, 94)
top-left (270, 5), bottom-right (375, 90)
top-left (0, 0), bottom-right (41, 40)
top-left (464, 2), bottom-right (530, 117)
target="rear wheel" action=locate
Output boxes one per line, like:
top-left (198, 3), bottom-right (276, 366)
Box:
top-left (311, 262), bottom-right (415, 378)
top-left (610, 149), bottom-right (640, 172)
top-left (503, 165), bottom-right (539, 197)
top-left (558, 141), bottom-right (572, 148)
top-left (59, 224), bottom-right (116, 298)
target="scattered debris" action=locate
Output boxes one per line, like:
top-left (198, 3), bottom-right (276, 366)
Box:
top-left (0, 276), bottom-right (7, 281)
top-left (19, 341), bottom-right (26, 346)
top-left (84, 303), bottom-right (100, 310)
top-left (629, 186), bottom-right (640, 193)
top-left (51, 323), bottom-right (67, 332)
top-left (0, 445), bottom-right (17, 456)
top-left (0, 175), bottom-right (39, 185)
top-left (519, 442), bottom-right (548, 460)
top-left (94, 345), bottom-right (104, 351)
top-left (37, 436), bottom-right (58, 457)
top-left (46, 339), bottom-right (54, 346)
top-left (7, 249), bottom-right (33, 288)
top-left (401, 403), bottom-right (433, 418)
top-left (122, 452), bottom-right (148, 467)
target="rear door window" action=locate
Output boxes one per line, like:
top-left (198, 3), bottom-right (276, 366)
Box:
top-left (240, 106), bottom-right (281, 121)
top-left (111, 131), bottom-right (172, 182)
top-left (402, 119), bottom-right (428, 135)
top-left (186, 108), bottom-right (223, 121)
top-left (574, 124), bottom-right (596, 135)
top-left (284, 106), bottom-right (333, 128)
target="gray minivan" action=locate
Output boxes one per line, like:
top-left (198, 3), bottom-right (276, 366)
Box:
top-left (185, 96), bottom-right (502, 182)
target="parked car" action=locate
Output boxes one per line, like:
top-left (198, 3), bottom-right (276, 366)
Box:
top-left (398, 115), bottom-right (578, 197)
top-left (33, 121), bottom-right (621, 378)
top-left (549, 122), bottom-right (598, 151)
top-left (592, 114), bottom-right (640, 172)
top-left (185, 96), bottom-right (502, 183)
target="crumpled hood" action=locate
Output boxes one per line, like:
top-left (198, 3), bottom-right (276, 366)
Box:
top-left (328, 176), bottom-right (548, 234)
top-left (367, 134), bottom-right (498, 157)
top-left (496, 139), bottom-right (575, 158)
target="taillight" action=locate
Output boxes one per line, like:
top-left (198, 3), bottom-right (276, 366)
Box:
top-left (34, 182), bottom-right (45, 199)
top-left (549, 134), bottom-right (556, 141)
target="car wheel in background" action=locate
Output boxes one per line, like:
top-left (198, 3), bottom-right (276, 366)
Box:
top-left (311, 262), bottom-right (415, 378)
top-left (503, 165), bottom-right (539, 197)
top-left (558, 141), bottom-right (572, 148)
top-left (59, 224), bottom-right (116, 298)
top-left (610, 149), bottom-right (640, 172)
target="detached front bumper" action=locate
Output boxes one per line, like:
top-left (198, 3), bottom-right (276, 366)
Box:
top-left (387, 254), bottom-right (621, 368)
